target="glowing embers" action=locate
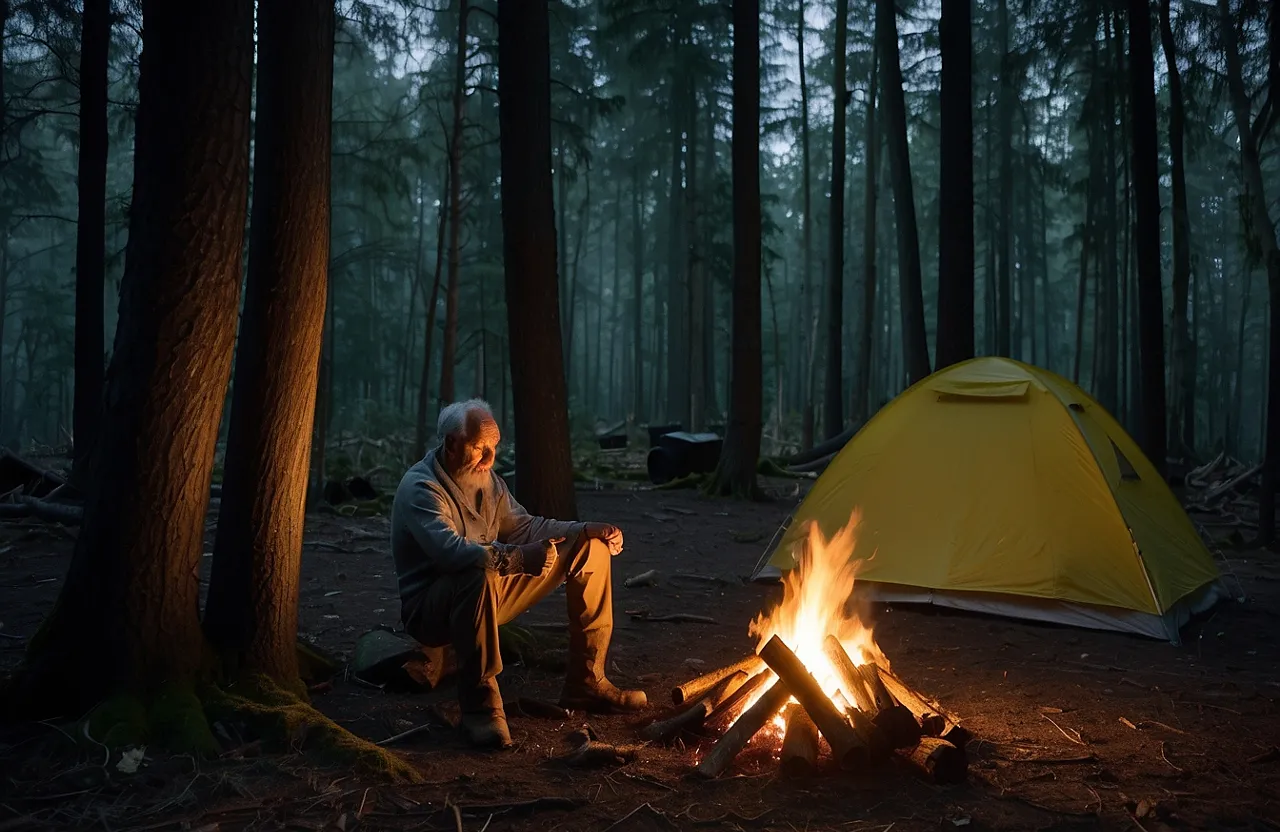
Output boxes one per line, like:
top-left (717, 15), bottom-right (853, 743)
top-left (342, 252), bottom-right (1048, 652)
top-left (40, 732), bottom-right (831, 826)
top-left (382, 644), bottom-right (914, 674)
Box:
top-left (648, 513), bottom-right (971, 781)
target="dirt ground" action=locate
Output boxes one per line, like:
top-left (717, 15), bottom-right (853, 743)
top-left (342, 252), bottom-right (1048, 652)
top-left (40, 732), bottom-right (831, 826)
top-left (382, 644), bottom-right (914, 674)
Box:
top-left (1, 475), bottom-right (1278, 831)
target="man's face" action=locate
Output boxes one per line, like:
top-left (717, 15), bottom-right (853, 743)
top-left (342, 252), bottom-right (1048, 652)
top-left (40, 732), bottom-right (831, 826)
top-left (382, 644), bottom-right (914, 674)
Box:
top-left (444, 411), bottom-right (500, 486)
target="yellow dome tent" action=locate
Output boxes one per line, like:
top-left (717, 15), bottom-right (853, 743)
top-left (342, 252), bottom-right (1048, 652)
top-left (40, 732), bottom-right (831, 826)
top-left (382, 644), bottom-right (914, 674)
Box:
top-left (756, 357), bottom-right (1229, 643)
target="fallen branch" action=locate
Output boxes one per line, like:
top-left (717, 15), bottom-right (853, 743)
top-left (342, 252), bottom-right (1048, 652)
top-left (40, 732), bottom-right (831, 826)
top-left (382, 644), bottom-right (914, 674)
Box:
top-left (558, 740), bottom-right (642, 767)
top-left (785, 426), bottom-right (855, 467)
top-left (786, 452), bottom-right (836, 474)
top-left (626, 610), bottom-right (717, 624)
top-left (624, 569), bottom-right (660, 588)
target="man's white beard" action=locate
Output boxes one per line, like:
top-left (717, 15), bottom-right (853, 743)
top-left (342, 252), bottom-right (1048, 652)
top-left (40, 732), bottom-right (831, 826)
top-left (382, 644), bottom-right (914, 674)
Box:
top-left (452, 465), bottom-right (491, 493)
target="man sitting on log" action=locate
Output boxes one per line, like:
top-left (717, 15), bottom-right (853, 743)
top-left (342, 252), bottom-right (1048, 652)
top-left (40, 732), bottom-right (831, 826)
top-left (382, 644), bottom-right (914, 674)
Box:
top-left (391, 398), bottom-right (647, 749)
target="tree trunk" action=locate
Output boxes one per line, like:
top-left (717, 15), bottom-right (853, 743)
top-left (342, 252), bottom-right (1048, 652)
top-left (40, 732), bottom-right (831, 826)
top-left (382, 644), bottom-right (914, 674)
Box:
top-left (204, 0), bottom-right (333, 685)
top-left (439, 0), bottom-right (468, 409)
top-left (935, 0), bottom-right (974, 369)
top-left (414, 166), bottom-right (450, 459)
top-left (72, 0), bottom-right (110, 486)
top-left (497, 0), bottom-right (577, 520)
top-left (398, 180), bottom-right (428, 412)
top-left (1073, 173), bottom-right (1093, 384)
top-left (9, 0), bottom-right (253, 718)
top-left (1159, 0), bottom-right (1192, 458)
top-left (824, 0), bottom-right (849, 437)
top-left (876, 0), bottom-right (930, 383)
top-left (610, 176), bottom-right (622, 420)
top-left (798, 0), bottom-right (815, 447)
top-left (1219, 0), bottom-right (1280, 542)
top-left (631, 162), bottom-right (645, 422)
top-left (707, 0), bottom-right (762, 499)
top-left (855, 44), bottom-right (879, 423)
top-left (666, 59), bottom-right (688, 426)
top-left (1128, 0), bottom-right (1165, 474)
top-left (996, 0), bottom-right (1013, 358)
top-left (687, 79), bottom-right (706, 431)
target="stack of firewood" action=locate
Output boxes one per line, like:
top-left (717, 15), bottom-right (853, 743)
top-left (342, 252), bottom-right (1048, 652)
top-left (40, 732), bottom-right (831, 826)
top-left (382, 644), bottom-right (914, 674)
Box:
top-left (1183, 451), bottom-right (1262, 529)
top-left (643, 636), bottom-right (970, 782)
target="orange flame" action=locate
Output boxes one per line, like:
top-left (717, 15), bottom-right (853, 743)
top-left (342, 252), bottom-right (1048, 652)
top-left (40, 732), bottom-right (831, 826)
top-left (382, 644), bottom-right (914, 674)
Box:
top-left (749, 510), bottom-right (883, 706)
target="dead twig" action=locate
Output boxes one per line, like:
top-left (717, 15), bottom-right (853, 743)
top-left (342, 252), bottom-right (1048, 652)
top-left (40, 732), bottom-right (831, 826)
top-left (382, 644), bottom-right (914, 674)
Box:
top-left (1040, 713), bottom-right (1085, 745)
top-left (376, 724), bottom-right (434, 746)
top-left (1160, 741), bottom-right (1183, 772)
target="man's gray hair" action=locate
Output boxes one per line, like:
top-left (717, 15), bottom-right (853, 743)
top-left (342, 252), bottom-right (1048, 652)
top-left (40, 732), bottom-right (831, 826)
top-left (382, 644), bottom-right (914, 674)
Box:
top-left (437, 398), bottom-right (495, 442)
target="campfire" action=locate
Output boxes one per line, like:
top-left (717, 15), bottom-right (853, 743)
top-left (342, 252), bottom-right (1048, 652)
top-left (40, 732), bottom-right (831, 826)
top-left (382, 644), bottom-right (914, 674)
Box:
top-left (644, 512), bottom-right (971, 782)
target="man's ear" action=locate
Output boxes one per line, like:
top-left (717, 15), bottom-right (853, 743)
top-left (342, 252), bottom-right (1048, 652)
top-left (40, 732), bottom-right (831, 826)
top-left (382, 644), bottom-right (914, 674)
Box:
top-left (443, 434), bottom-right (455, 454)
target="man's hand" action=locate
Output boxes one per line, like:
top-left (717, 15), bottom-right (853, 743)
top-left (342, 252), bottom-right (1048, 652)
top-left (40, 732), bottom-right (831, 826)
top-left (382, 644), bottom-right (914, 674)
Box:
top-left (584, 522), bottom-right (624, 555)
top-left (518, 537), bottom-right (562, 577)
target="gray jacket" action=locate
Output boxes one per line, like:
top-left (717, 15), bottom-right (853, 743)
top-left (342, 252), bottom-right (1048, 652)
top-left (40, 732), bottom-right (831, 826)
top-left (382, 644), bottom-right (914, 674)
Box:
top-left (390, 448), bottom-right (583, 605)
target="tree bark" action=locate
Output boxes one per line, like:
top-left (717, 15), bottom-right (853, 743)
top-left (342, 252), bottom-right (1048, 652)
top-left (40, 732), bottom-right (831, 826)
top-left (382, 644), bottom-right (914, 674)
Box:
top-left (876, 0), bottom-right (930, 383)
top-left (10, 0), bottom-right (253, 716)
top-left (798, 0), bottom-right (815, 448)
top-left (996, 0), bottom-right (1013, 358)
top-left (687, 78), bottom-right (706, 431)
top-left (414, 165), bottom-right (450, 459)
top-left (855, 45), bottom-right (879, 423)
top-left (1159, 0), bottom-right (1193, 458)
top-left (706, 0), bottom-right (762, 499)
top-left (1219, 0), bottom-right (1280, 542)
top-left (631, 160), bottom-right (645, 422)
top-left (935, 0), bottom-right (974, 369)
top-left (824, 0), bottom-right (849, 437)
top-left (204, 0), bottom-right (333, 685)
top-left (497, 0), bottom-right (577, 520)
top-left (439, 0), bottom-right (468, 409)
top-left (1128, 0), bottom-right (1165, 474)
top-left (72, 0), bottom-right (110, 486)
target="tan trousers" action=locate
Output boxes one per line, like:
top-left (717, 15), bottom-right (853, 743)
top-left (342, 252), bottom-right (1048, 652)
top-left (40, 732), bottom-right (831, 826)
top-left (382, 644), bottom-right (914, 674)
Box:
top-left (403, 532), bottom-right (614, 713)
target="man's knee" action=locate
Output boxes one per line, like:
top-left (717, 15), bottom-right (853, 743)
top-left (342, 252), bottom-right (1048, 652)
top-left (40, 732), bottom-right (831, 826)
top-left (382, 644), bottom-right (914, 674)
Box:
top-left (571, 535), bottom-right (611, 574)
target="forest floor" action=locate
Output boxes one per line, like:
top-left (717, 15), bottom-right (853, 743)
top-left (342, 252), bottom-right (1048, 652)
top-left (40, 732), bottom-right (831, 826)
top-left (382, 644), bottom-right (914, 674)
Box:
top-left (1, 473), bottom-right (1279, 831)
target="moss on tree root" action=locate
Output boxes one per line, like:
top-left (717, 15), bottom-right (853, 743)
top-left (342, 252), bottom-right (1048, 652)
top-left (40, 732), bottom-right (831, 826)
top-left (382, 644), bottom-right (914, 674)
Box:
top-left (73, 676), bottom-right (420, 782)
top-left (203, 675), bottom-right (421, 782)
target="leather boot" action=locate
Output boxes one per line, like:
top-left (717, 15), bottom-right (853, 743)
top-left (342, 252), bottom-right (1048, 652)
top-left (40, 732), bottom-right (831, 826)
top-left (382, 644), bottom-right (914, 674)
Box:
top-left (559, 626), bottom-right (647, 713)
top-left (560, 677), bottom-right (648, 713)
top-left (459, 710), bottom-right (512, 749)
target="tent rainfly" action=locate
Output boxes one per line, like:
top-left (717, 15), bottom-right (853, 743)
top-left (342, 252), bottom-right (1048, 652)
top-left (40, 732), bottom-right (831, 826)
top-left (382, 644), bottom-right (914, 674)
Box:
top-left (756, 357), bottom-right (1231, 643)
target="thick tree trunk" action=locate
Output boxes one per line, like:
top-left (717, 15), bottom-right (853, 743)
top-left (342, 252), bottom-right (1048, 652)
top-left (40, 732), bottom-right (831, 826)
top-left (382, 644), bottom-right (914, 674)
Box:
top-left (935, 0), bottom-right (974, 369)
top-left (855, 45), bottom-right (879, 423)
top-left (1160, 0), bottom-right (1193, 458)
top-left (1220, 0), bottom-right (1280, 542)
top-left (439, 0), bottom-right (468, 409)
top-left (687, 80), bottom-right (706, 431)
top-left (497, 0), bottom-right (577, 520)
top-left (1128, 0), bottom-right (1165, 474)
top-left (707, 0), bottom-right (762, 499)
top-left (876, 0), bottom-right (930, 383)
top-left (10, 0), bottom-right (253, 716)
top-left (824, 0), bottom-right (849, 437)
top-left (72, 0), bottom-right (110, 486)
top-left (666, 61), bottom-right (688, 426)
top-left (396, 181), bottom-right (427, 412)
top-left (204, 0), bottom-right (333, 684)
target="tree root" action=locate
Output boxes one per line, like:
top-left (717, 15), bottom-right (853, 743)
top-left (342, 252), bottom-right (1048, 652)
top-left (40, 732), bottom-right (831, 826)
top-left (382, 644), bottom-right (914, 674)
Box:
top-left (84, 683), bottom-right (219, 755)
top-left (202, 674), bottom-right (422, 782)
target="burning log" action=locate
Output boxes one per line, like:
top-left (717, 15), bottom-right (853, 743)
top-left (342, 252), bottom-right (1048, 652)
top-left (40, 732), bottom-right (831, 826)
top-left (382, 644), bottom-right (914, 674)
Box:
top-left (822, 634), bottom-right (876, 713)
top-left (640, 670), bottom-right (748, 743)
top-left (780, 703), bottom-right (820, 776)
top-left (702, 670), bottom-right (774, 737)
top-left (899, 737), bottom-right (967, 784)
top-left (875, 664), bottom-right (962, 739)
top-left (857, 663), bottom-right (896, 712)
top-left (848, 708), bottom-right (891, 760)
top-left (872, 705), bottom-right (923, 749)
top-left (672, 654), bottom-right (765, 706)
top-left (695, 677), bottom-right (790, 778)
top-left (758, 635), bottom-right (868, 769)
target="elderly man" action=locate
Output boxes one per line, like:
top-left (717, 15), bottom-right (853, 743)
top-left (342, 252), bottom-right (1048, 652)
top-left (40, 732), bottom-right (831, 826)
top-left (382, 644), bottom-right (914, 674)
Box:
top-left (391, 398), bottom-right (647, 748)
